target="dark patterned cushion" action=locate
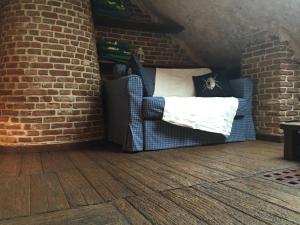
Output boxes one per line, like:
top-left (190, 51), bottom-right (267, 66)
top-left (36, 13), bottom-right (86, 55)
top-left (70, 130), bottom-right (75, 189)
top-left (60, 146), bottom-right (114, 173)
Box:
top-left (126, 56), bottom-right (155, 97)
top-left (193, 72), bottom-right (233, 97)
top-left (112, 64), bottom-right (127, 78)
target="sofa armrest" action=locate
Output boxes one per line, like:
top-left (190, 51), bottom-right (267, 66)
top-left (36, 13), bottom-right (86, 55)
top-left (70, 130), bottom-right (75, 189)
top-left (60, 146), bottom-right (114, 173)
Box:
top-left (230, 78), bottom-right (253, 100)
top-left (104, 75), bottom-right (143, 152)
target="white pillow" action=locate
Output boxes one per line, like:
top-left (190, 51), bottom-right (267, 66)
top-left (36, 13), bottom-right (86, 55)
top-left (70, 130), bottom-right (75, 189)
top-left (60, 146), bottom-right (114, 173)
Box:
top-left (153, 68), bottom-right (212, 97)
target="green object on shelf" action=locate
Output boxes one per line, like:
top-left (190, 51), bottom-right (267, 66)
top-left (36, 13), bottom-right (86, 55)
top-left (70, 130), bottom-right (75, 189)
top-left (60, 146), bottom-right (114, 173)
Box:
top-left (93, 0), bottom-right (126, 11)
top-left (100, 40), bottom-right (131, 51)
top-left (102, 54), bottom-right (130, 64)
top-left (97, 41), bottom-right (132, 64)
top-left (91, 0), bottom-right (128, 20)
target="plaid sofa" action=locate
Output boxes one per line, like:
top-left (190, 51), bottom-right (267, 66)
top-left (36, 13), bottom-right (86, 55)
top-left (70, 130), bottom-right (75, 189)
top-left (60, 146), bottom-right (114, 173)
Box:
top-left (104, 75), bottom-right (256, 152)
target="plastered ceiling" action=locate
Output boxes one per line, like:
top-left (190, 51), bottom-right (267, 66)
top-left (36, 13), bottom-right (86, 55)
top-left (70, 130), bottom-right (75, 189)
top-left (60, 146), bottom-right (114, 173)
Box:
top-left (141, 0), bottom-right (300, 69)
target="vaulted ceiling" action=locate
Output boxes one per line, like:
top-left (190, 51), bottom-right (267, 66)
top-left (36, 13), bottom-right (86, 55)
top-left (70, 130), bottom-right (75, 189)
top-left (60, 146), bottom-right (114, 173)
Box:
top-left (141, 0), bottom-right (300, 69)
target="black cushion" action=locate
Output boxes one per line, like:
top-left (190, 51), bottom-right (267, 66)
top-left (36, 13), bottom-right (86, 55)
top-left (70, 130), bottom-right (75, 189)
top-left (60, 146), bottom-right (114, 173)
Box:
top-left (193, 71), bottom-right (233, 97)
top-left (112, 64), bottom-right (127, 78)
top-left (126, 55), bottom-right (155, 97)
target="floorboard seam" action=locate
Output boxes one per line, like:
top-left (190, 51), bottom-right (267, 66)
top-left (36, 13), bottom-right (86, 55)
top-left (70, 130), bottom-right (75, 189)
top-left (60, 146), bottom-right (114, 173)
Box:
top-left (188, 185), bottom-right (273, 225)
top-left (118, 198), bottom-right (155, 225)
top-left (66, 152), bottom-right (106, 203)
top-left (83, 152), bottom-right (146, 194)
top-left (133, 159), bottom-right (199, 187)
top-left (183, 151), bottom-right (254, 170)
top-left (221, 180), bottom-right (300, 218)
top-left (84, 151), bottom-right (159, 194)
top-left (0, 141), bottom-right (298, 225)
top-left (147, 155), bottom-right (211, 183)
top-left (157, 191), bottom-right (212, 225)
top-left (54, 171), bottom-right (71, 209)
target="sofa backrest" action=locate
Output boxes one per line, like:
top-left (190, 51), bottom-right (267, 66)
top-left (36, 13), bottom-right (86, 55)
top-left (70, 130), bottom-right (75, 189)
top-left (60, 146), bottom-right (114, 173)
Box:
top-left (113, 64), bottom-right (212, 97)
top-left (152, 68), bottom-right (211, 97)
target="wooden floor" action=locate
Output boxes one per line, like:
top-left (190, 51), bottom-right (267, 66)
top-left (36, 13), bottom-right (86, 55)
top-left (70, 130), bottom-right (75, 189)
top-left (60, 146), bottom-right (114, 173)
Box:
top-left (0, 141), bottom-right (300, 225)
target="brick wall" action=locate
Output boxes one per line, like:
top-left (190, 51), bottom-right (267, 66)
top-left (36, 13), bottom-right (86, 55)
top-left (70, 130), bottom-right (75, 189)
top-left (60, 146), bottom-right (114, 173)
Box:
top-left (95, 0), bottom-right (195, 67)
top-left (241, 31), bottom-right (300, 138)
top-left (96, 27), bottom-right (195, 66)
top-left (0, 0), bottom-right (104, 146)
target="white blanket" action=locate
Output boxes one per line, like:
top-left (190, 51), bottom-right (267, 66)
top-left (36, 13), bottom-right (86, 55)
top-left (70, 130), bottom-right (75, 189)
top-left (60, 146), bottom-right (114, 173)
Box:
top-left (162, 97), bottom-right (239, 137)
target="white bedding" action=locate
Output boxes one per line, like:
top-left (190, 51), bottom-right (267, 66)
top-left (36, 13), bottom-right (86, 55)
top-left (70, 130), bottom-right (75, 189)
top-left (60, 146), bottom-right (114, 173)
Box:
top-left (162, 97), bottom-right (239, 137)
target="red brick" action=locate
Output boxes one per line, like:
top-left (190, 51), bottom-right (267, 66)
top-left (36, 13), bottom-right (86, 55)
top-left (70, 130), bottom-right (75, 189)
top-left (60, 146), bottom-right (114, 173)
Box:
top-left (0, 0), bottom-right (191, 146)
top-left (42, 12), bottom-right (58, 19)
top-left (31, 63), bottom-right (53, 69)
top-left (44, 117), bottom-right (65, 123)
top-left (241, 31), bottom-right (300, 137)
top-left (32, 110), bottom-right (56, 116)
top-left (42, 129), bottom-right (63, 136)
top-left (49, 70), bottom-right (69, 76)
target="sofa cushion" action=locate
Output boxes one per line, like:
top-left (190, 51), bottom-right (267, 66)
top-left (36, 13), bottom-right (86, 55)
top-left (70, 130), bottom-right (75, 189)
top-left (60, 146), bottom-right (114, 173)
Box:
top-left (126, 56), bottom-right (156, 97)
top-left (143, 97), bottom-right (249, 120)
top-left (142, 67), bottom-right (156, 97)
top-left (143, 97), bottom-right (165, 119)
top-left (153, 68), bottom-right (211, 97)
top-left (112, 64), bottom-right (127, 78)
top-left (193, 72), bottom-right (233, 97)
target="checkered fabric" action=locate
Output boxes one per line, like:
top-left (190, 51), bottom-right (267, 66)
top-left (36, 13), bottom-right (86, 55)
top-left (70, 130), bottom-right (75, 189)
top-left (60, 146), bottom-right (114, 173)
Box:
top-left (142, 97), bottom-right (164, 120)
top-left (104, 75), bottom-right (144, 152)
top-left (144, 120), bottom-right (226, 151)
top-left (105, 76), bottom-right (256, 152)
top-left (226, 114), bottom-right (256, 142)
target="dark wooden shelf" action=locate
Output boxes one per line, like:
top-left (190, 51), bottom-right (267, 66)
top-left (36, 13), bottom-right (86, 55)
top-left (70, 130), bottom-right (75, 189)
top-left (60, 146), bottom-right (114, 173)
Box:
top-left (100, 59), bottom-right (116, 64)
top-left (93, 16), bottom-right (184, 34)
top-left (99, 59), bottom-right (202, 69)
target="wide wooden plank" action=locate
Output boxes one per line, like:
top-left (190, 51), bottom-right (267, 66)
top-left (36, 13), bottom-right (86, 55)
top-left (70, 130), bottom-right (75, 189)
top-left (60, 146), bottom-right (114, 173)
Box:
top-left (56, 169), bottom-right (103, 207)
top-left (190, 147), bottom-right (300, 171)
top-left (111, 159), bottom-right (180, 190)
top-left (113, 199), bottom-right (152, 225)
top-left (231, 141), bottom-right (283, 153)
top-left (68, 151), bottom-right (134, 201)
top-left (195, 183), bottom-right (300, 225)
top-left (197, 142), bottom-right (295, 168)
top-left (219, 143), bottom-right (286, 161)
top-left (86, 151), bottom-right (155, 195)
top-left (0, 153), bottom-right (21, 177)
top-left (147, 152), bottom-right (235, 182)
top-left (95, 151), bottom-right (178, 191)
top-left (222, 142), bottom-right (283, 157)
top-left (253, 177), bottom-right (300, 197)
top-left (21, 153), bottom-right (43, 175)
top-left (190, 149), bottom-right (265, 170)
top-left (0, 203), bottom-right (131, 225)
top-left (0, 176), bottom-right (30, 220)
top-left (127, 193), bottom-right (207, 225)
top-left (0, 141), bottom-right (299, 224)
top-left (162, 187), bottom-right (267, 225)
top-left (154, 149), bottom-right (252, 176)
top-left (30, 173), bottom-right (69, 214)
top-left (133, 156), bottom-right (204, 186)
top-left (189, 141), bottom-right (283, 155)
top-left (41, 151), bottom-right (75, 173)
top-left (223, 177), bottom-right (300, 213)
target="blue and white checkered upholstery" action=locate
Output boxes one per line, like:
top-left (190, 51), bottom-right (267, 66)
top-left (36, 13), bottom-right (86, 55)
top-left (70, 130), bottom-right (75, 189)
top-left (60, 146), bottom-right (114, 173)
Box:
top-left (142, 97), bottom-right (164, 120)
top-left (144, 120), bottom-right (226, 151)
top-left (104, 76), bottom-right (256, 152)
top-left (104, 75), bottom-right (144, 152)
